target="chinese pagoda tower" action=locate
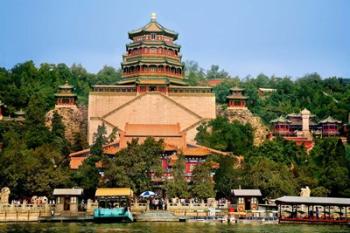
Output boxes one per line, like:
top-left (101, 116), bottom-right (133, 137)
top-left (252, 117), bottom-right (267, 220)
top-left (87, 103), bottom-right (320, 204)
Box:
top-left (88, 13), bottom-right (216, 144)
top-left (227, 87), bottom-right (248, 109)
top-left (55, 81), bottom-right (78, 108)
top-left (119, 13), bottom-right (186, 92)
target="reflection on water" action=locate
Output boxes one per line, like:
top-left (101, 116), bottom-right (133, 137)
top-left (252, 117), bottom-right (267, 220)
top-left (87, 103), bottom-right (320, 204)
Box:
top-left (0, 222), bottom-right (348, 233)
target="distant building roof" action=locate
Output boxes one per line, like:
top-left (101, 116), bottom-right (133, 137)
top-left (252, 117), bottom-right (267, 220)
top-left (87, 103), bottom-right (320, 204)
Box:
top-left (275, 196), bottom-right (350, 206)
top-left (95, 188), bottom-right (134, 197)
top-left (14, 109), bottom-right (25, 116)
top-left (270, 116), bottom-right (291, 123)
top-left (226, 95), bottom-right (248, 100)
top-left (207, 79), bottom-right (224, 87)
top-left (232, 189), bottom-right (262, 197)
top-left (124, 123), bottom-right (182, 137)
top-left (319, 116), bottom-right (342, 124)
top-left (58, 81), bottom-right (74, 89)
top-left (53, 188), bottom-right (83, 196)
top-left (300, 108), bottom-right (311, 115)
top-left (258, 88), bottom-right (277, 92)
top-left (230, 87), bottom-right (244, 91)
top-left (128, 13), bottom-right (178, 40)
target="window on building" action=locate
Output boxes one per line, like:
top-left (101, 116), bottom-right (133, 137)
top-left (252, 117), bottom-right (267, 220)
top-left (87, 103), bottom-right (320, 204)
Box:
top-left (151, 33), bottom-right (156, 40)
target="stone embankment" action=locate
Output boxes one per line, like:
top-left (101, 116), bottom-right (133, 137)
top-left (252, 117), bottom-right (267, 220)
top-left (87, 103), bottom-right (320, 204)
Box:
top-left (0, 204), bottom-right (52, 222)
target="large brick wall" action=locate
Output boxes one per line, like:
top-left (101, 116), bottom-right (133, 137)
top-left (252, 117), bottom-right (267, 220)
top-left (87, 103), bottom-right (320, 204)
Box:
top-left (88, 92), bottom-right (216, 144)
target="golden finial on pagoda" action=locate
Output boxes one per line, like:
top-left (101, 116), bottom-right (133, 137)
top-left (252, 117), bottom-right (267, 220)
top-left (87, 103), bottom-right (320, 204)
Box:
top-left (151, 12), bottom-right (157, 21)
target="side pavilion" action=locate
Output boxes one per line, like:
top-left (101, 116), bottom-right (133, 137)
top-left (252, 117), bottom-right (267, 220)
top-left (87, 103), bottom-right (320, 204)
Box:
top-left (276, 196), bottom-right (350, 224)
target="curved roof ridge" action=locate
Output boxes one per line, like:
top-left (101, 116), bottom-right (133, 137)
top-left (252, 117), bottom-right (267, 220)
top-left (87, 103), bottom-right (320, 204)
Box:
top-left (128, 17), bottom-right (178, 40)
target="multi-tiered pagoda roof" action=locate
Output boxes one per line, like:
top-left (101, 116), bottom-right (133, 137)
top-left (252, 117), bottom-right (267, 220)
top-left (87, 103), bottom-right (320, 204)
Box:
top-left (119, 13), bottom-right (186, 87)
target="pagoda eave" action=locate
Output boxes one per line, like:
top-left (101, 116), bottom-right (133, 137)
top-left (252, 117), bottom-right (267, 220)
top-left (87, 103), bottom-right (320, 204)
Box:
top-left (128, 31), bottom-right (178, 41)
top-left (226, 96), bottom-right (248, 99)
top-left (122, 59), bottom-right (183, 67)
top-left (127, 41), bottom-right (181, 49)
top-left (54, 94), bottom-right (77, 97)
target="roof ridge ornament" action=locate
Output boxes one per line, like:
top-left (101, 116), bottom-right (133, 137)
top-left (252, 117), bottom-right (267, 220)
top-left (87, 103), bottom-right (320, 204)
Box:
top-left (151, 12), bottom-right (157, 22)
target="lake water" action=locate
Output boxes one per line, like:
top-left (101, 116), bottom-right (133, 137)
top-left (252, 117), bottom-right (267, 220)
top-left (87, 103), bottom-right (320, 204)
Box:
top-left (0, 222), bottom-right (348, 233)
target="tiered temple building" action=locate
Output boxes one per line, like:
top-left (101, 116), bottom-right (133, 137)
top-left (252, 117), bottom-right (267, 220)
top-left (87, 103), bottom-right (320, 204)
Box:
top-left (88, 14), bottom-right (215, 145)
top-left (71, 14), bottom-right (223, 179)
top-left (45, 81), bottom-right (83, 144)
top-left (226, 87), bottom-right (248, 109)
top-left (54, 81), bottom-right (78, 107)
top-left (270, 109), bottom-right (345, 150)
top-left (270, 110), bottom-right (343, 138)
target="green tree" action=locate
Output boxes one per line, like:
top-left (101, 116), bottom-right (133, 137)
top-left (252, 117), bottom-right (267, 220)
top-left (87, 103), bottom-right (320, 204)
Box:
top-left (24, 93), bottom-right (51, 149)
top-left (206, 65), bottom-right (230, 80)
top-left (96, 66), bottom-right (122, 84)
top-left (184, 61), bottom-right (206, 86)
top-left (51, 111), bottom-right (70, 155)
top-left (191, 163), bottom-right (215, 200)
top-left (214, 156), bottom-right (241, 199)
top-left (72, 156), bottom-right (100, 198)
top-left (110, 137), bottom-right (163, 193)
top-left (246, 157), bottom-right (298, 198)
top-left (90, 123), bottom-right (107, 157)
top-left (51, 111), bottom-right (65, 138)
top-left (0, 130), bottom-right (71, 198)
top-left (165, 153), bottom-right (189, 198)
top-left (310, 138), bottom-right (350, 196)
top-left (196, 117), bottom-right (253, 155)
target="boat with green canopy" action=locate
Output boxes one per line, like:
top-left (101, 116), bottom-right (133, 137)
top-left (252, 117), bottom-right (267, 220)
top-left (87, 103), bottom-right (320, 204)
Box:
top-left (93, 188), bottom-right (134, 222)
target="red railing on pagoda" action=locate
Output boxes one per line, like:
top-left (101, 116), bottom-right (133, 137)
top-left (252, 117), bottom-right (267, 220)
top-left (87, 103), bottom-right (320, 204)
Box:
top-left (228, 100), bottom-right (246, 108)
top-left (122, 70), bottom-right (182, 79)
top-left (273, 124), bottom-right (291, 136)
top-left (127, 48), bottom-right (178, 58)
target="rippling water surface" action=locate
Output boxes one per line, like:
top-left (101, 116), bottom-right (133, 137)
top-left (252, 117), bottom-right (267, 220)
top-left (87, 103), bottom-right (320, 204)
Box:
top-left (0, 222), bottom-right (348, 233)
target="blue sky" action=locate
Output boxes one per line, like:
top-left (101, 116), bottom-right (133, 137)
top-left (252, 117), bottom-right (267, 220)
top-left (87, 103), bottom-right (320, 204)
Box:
top-left (1, 0), bottom-right (349, 78)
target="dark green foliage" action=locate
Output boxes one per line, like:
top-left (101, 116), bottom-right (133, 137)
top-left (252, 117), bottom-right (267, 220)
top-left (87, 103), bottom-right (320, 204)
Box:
top-left (95, 66), bottom-right (122, 84)
top-left (183, 61), bottom-right (206, 86)
top-left (309, 138), bottom-right (350, 197)
top-left (51, 111), bottom-right (65, 139)
top-left (214, 156), bottom-right (242, 199)
top-left (212, 81), bottom-right (235, 104)
top-left (191, 163), bottom-right (215, 200)
top-left (71, 132), bottom-right (86, 152)
top-left (90, 123), bottom-right (108, 157)
top-left (245, 157), bottom-right (298, 198)
top-left (0, 129), bottom-right (71, 199)
top-left (246, 136), bottom-right (307, 165)
top-left (196, 116), bottom-right (253, 155)
top-left (165, 153), bottom-right (189, 198)
top-left (206, 65), bottom-right (230, 80)
top-left (0, 61), bottom-right (349, 200)
top-left (51, 111), bottom-right (70, 155)
top-left (72, 156), bottom-right (100, 198)
top-left (103, 137), bottom-right (163, 194)
top-left (0, 62), bottom-right (121, 112)
top-left (24, 93), bottom-right (51, 149)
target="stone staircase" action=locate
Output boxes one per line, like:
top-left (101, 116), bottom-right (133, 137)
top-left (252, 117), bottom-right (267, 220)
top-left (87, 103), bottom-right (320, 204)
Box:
top-left (135, 210), bottom-right (179, 222)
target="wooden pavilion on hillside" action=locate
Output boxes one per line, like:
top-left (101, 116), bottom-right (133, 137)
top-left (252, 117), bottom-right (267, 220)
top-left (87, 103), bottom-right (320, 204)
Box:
top-left (55, 81), bottom-right (77, 107)
top-left (319, 116), bottom-right (342, 137)
top-left (226, 87), bottom-right (248, 109)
